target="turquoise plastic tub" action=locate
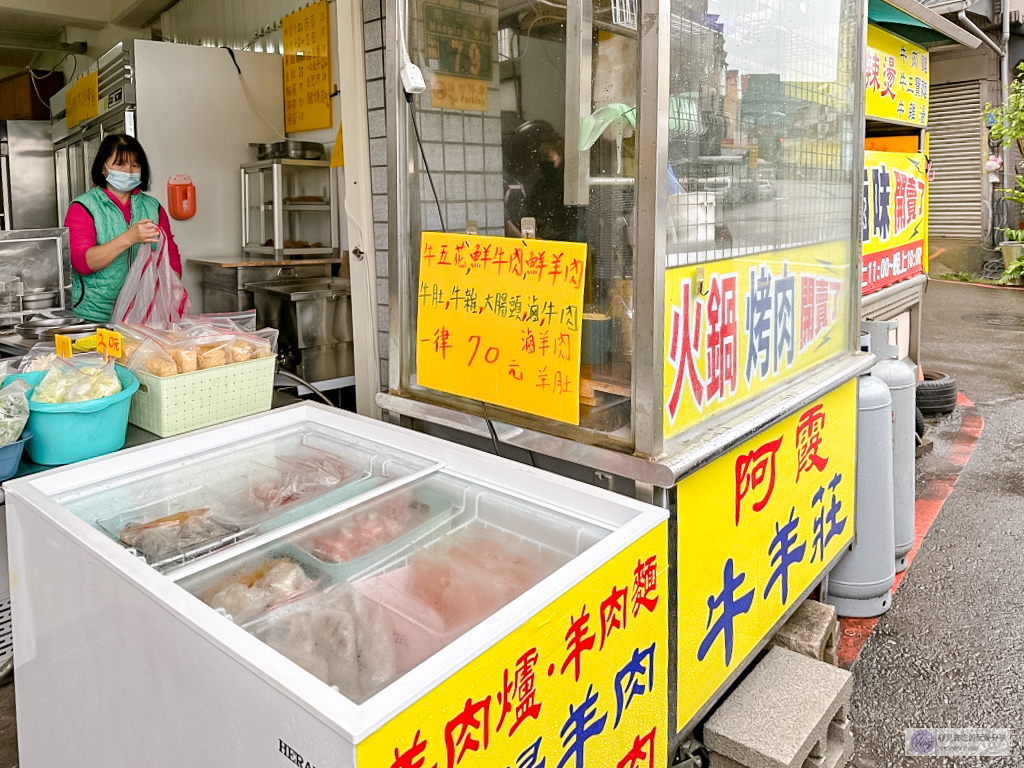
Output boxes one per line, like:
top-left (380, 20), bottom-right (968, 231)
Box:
top-left (3, 367), bottom-right (139, 466)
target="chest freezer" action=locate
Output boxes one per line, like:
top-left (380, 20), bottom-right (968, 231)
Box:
top-left (4, 404), bottom-right (668, 768)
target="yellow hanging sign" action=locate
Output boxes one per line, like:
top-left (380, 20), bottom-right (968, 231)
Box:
top-left (416, 232), bottom-right (588, 424)
top-left (66, 71), bottom-right (99, 130)
top-left (282, 0), bottom-right (332, 133)
top-left (675, 380), bottom-right (857, 733)
top-left (358, 523), bottom-right (668, 768)
top-left (866, 26), bottom-right (928, 127)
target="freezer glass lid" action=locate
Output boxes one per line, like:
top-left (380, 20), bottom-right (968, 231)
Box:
top-left (55, 422), bottom-right (438, 572)
top-left (175, 472), bottom-right (612, 704)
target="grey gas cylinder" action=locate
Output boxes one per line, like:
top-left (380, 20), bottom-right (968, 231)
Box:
top-left (863, 320), bottom-right (917, 573)
top-left (825, 374), bottom-right (896, 617)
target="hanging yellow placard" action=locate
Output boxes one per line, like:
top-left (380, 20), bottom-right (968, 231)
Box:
top-left (866, 26), bottom-right (928, 127)
top-left (329, 121), bottom-right (344, 168)
top-left (282, 0), bottom-right (332, 133)
top-left (416, 232), bottom-right (588, 424)
top-left (66, 71), bottom-right (99, 129)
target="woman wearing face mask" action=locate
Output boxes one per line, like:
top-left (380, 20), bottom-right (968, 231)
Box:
top-left (64, 134), bottom-right (183, 322)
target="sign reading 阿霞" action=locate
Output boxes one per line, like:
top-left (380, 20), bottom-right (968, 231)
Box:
top-left (416, 232), bottom-right (587, 425)
top-left (675, 380), bottom-right (857, 733)
top-left (862, 151), bottom-right (927, 295)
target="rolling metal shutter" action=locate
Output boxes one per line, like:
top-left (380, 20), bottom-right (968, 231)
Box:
top-left (928, 81), bottom-right (983, 238)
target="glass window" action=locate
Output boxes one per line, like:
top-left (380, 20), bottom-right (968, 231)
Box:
top-left (665, 0), bottom-right (857, 261)
top-left (401, 0), bottom-right (640, 446)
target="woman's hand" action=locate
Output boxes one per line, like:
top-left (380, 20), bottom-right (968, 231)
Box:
top-left (123, 219), bottom-right (160, 245)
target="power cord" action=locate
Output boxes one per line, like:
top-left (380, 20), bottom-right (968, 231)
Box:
top-left (222, 46), bottom-right (288, 141)
top-left (406, 92), bottom-right (446, 232)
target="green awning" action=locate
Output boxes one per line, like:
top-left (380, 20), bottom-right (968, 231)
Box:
top-left (868, 0), bottom-right (981, 48)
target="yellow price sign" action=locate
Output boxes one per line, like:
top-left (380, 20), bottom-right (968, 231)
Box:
top-left (96, 329), bottom-right (123, 359)
top-left (281, 0), bottom-right (332, 132)
top-left (66, 71), bottom-right (99, 129)
top-left (54, 334), bottom-right (72, 359)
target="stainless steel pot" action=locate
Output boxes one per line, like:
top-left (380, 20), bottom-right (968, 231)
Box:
top-left (14, 316), bottom-right (84, 339)
top-left (249, 141), bottom-right (325, 161)
top-left (22, 290), bottom-right (60, 311)
top-left (247, 278), bottom-right (352, 349)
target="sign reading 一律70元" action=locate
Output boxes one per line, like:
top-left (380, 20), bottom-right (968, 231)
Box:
top-left (357, 523), bottom-right (668, 768)
top-left (675, 379), bottom-right (857, 733)
top-left (416, 232), bottom-right (588, 425)
top-left (663, 241), bottom-right (851, 439)
top-left (862, 151), bottom-right (927, 295)
top-left (866, 25), bottom-right (928, 127)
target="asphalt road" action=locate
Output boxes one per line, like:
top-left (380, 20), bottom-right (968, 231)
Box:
top-left (851, 280), bottom-right (1024, 767)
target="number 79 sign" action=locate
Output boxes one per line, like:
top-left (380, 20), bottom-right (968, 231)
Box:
top-left (415, 232), bottom-right (588, 424)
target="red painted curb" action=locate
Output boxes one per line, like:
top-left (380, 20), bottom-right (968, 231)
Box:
top-left (931, 278), bottom-right (1024, 291)
top-left (836, 393), bottom-right (983, 668)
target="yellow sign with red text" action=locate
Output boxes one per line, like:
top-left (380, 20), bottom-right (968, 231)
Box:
top-left (416, 232), bottom-right (588, 424)
top-left (282, 0), bottom-right (332, 132)
top-left (65, 71), bottom-right (99, 129)
top-left (96, 329), bottom-right (123, 359)
top-left (357, 524), bottom-right (668, 768)
top-left (862, 151), bottom-right (927, 294)
top-left (663, 242), bottom-right (851, 439)
top-left (866, 26), bottom-right (928, 127)
top-left (675, 380), bottom-right (857, 733)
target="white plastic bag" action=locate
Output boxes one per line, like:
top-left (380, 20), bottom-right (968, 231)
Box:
top-left (111, 233), bottom-right (192, 329)
top-left (0, 378), bottom-right (30, 447)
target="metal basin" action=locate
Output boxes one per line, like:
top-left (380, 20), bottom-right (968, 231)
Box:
top-left (247, 278), bottom-right (352, 349)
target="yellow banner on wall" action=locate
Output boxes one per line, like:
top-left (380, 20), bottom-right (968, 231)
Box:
top-left (416, 232), bottom-right (588, 424)
top-left (862, 151), bottom-right (927, 294)
top-left (66, 71), bottom-right (98, 129)
top-left (663, 242), bottom-right (851, 439)
top-left (358, 524), bottom-right (668, 768)
top-left (866, 25), bottom-right (928, 127)
top-left (675, 380), bottom-right (857, 733)
top-left (282, 0), bottom-right (332, 132)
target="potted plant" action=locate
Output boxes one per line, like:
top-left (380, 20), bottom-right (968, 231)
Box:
top-left (985, 62), bottom-right (1024, 279)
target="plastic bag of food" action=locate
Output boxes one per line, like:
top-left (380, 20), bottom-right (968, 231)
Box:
top-left (126, 338), bottom-right (179, 378)
top-left (32, 356), bottom-right (123, 403)
top-left (227, 333), bottom-right (275, 363)
top-left (64, 358), bottom-right (122, 402)
top-left (0, 378), bottom-right (31, 447)
top-left (207, 558), bottom-right (316, 624)
top-left (166, 340), bottom-right (198, 373)
top-left (196, 336), bottom-right (234, 370)
top-left (18, 344), bottom-right (56, 373)
top-left (119, 507), bottom-right (238, 563)
top-left (254, 327), bottom-right (280, 353)
top-left (110, 324), bottom-right (145, 362)
top-left (250, 458), bottom-right (342, 513)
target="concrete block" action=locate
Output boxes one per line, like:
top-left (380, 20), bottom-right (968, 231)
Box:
top-left (704, 647), bottom-right (852, 768)
top-left (768, 600), bottom-right (839, 666)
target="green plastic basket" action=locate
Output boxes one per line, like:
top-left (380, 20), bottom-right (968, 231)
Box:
top-left (127, 356), bottom-right (275, 437)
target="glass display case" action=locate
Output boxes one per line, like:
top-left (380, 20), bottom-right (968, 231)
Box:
top-left (383, 0), bottom-right (870, 475)
top-left (241, 159), bottom-right (339, 260)
top-left (5, 403), bottom-right (667, 767)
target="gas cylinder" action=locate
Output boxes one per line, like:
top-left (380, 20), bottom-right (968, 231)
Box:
top-left (825, 374), bottom-right (895, 617)
top-left (863, 320), bottom-right (917, 573)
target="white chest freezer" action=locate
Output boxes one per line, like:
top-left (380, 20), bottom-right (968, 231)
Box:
top-left (4, 404), bottom-right (668, 768)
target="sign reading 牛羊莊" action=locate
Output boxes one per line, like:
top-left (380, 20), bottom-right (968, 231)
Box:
top-left (416, 232), bottom-right (587, 425)
top-left (282, 0), bottom-right (332, 133)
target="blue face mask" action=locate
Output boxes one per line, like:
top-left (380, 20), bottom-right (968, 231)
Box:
top-left (105, 167), bottom-right (142, 193)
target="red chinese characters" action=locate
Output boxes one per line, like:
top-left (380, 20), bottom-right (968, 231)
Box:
top-left (734, 435), bottom-right (783, 525)
top-left (390, 730), bottom-right (434, 768)
top-left (560, 606), bottom-right (597, 682)
top-left (795, 404), bottom-right (829, 482)
top-left (496, 648), bottom-right (543, 737)
top-left (666, 280), bottom-right (705, 424)
top-left (632, 555), bottom-right (660, 617)
top-left (616, 727), bottom-right (657, 768)
top-left (799, 276), bottom-right (842, 351)
top-left (705, 274), bottom-right (739, 404)
top-left (600, 585), bottom-right (629, 649)
top-left (444, 696), bottom-right (491, 768)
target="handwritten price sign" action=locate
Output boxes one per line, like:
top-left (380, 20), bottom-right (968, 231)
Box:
top-left (416, 232), bottom-right (588, 424)
top-left (282, 0), bottom-right (332, 132)
top-left (96, 329), bottom-right (123, 359)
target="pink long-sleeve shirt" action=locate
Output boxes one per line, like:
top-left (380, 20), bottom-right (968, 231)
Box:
top-left (65, 187), bottom-right (182, 276)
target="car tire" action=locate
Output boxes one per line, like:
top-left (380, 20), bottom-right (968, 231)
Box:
top-left (915, 406), bottom-right (925, 438)
top-left (917, 370), bottom-right (957, 415)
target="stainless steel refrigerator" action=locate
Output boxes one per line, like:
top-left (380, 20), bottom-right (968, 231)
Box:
top-left (0, 121), bottom-right (57, 231)
top-left (51, 39), bottom-right (286, 308)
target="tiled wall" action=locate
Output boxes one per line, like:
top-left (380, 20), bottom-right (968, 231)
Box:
top-left (363, 0), bottom-right (505, 392)
top-left (363, 0), bottom-right (390, 391)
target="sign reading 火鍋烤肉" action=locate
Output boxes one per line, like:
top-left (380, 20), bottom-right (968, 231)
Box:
top-left (663, 242), bottom-right (851, 439)
top-left (416, 232), bottom-right (588, 425)
top-left (282, 0), bottom-right (332, 133)
top-left (866, 26), bottom-right (928, 127)
top-left (675, 380), bottom-right (856, 733)
top-left (862, 151), bottom-right (927, 295)
top-left (356, 524), bottom-right (668, 768)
